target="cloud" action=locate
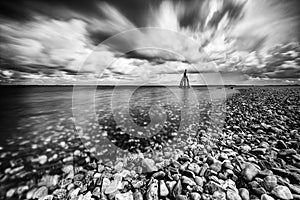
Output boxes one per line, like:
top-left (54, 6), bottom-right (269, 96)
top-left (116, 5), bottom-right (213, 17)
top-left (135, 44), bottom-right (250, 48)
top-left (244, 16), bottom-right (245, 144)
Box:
top-left (0, 17), bottom-right (92, 69)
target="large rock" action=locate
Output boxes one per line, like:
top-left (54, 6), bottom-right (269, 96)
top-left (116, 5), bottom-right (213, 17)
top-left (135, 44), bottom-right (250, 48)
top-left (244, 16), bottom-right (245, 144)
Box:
top-left (241, 163), bottom-right (260, 181)
top-left (271, 186), bottom-right (293, 200)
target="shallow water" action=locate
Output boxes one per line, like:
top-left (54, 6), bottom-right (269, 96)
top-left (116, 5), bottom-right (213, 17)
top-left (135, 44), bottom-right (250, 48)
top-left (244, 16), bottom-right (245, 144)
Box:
top-left (0, 86), bottom-right (234, 149)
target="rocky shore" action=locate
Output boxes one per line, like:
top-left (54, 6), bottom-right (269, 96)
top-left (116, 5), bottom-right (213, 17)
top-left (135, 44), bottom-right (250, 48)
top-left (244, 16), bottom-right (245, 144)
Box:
top-left (0, 87), bottom-right (299, 200)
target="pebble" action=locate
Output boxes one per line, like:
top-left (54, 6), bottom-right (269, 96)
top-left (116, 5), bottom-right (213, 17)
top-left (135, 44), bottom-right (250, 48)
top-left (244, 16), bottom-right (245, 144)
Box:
top-left (272, 185), bottom-right (293, 200)
top-left (262, 175), bottom-right (277, 191)
top-left (227, 189), bottom-right (242, 200)
top-left (242, 163), bottom-right (260, 181)
top-left (261, 194), bottom-right (275, 200)
top-left (190, 192), bottom-right (201, 200)
top-left (115, 191), bottom-right (133, 200)
top-left (239, 188), bottom-right (249, 200)
top-left (146, 180), bottom-right (159, 200)
top-left (159, 180), bottom-right (169, 197)
top-left (142, 158), bottom-right (158, 173)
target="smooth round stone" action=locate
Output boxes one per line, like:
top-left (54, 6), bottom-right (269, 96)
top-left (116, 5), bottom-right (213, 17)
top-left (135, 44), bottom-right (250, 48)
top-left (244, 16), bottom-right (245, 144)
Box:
top-left (152, 171), bottom-right (165, 179)
top-left (195, 176), bottom-right (204, 187)
top-left (239, 188), bottom-right (250, 200)
top-left (241, 163), bottom-right (260, 181)
top-left (262, 175), bottom-right (277, 191)
top-left (190, 192), bottom-right (201, 200)
top-left (272, 186), bottom-right (293, 200)
top-left (222, 160), bottom-right (234, 170)
top-left (188, 163), bottom-right (201, 175)
top-left (6, 188), bottom-right (15, 198)
top-left (261, 194), bottom-right (275, 200)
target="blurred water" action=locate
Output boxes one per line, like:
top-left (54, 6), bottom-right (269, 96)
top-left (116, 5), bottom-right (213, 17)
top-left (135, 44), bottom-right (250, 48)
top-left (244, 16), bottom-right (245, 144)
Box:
top-left (0, 86), bottom-right (233, 150)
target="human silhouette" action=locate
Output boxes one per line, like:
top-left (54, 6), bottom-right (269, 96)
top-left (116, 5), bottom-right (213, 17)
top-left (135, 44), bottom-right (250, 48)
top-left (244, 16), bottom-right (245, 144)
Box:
top-left (179, 69), bottom-right (190, 88)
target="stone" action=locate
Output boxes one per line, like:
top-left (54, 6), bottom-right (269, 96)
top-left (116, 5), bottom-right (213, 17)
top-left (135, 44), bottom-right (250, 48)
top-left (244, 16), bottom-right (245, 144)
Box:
top-left (176, 195), bottom-right (188, 200)
top-left (105, 174), bottom-right (122, 194)
top-left (166, 181), bottom-right (176, 192)
top-left (287, 183), bottom-right (300, 195)
top-left (227, 189), bottom-right (242, 200)
top-left (241, 163), bottom-right (260, 181)
top-left (41, 195), bottom-right (54, 200)
top-left (205, 181), bottom-right (221, 194)
top-left (68, 188), bottom-right (80, 199)
top-left (190, 192), bottom-right (201, 200)
top-left (199, 163), bottom-right (209, 176)
top-left (142, 158), bottom-right (158, 173)
top-left (222, 160), bottom-right (234, 170)
top-left (262, 175), bottom-right (277, 191)
top-left (33, 186), bottom-right (48, 200)
top-left (115, 191), bottom-right (133, 200)
top-left (159, 180), bottom-right (169, 197)
top-left (182, 169), bottom-right (196, 179)
top-left (37, 155), bottom-right (48, 165)
top-left (182, 176), bottom-right (196, 186)
top-left (146, 180), bottom-right (159, 200)
top-left (210, 161), bottom-right (222, 173)
top-left (6, 188), bottom-right (15, 198)
top-left (195, 176), bottom-right (204, 187)
top-left (212, 190), bottom-right (226, 200)
top-left (52, 189), bottom-right (67, 199)
top-left (271, 186), bottom-right (293, 200)
top-left (239, 188), bottom-right (250, 200)
top-left (92, 187), bottom-right (101, 198)
top-left (251, 148), bottom-right (267, 155)
top-left (261, 194), bottom-right (275, 200)
top-left (172, 180), bottom-right (182, 198)
top-left (152, 171), bottom-right (165, 179)
top-left (133, 190), bottom-right (143, 200)
top-left (188, 163), bottom-right (201, 175)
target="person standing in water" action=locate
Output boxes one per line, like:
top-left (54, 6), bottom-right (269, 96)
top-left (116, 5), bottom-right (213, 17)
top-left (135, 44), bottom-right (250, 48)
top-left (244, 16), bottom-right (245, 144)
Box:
top-left (179, 69), bottom-right (190, 88)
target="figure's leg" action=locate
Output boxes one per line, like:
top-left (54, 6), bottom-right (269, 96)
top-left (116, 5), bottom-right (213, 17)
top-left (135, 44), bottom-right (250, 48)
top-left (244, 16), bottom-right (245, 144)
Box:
top-left (187, 78), bottom-right (190, 87)
top-left (183, 77), bottom-right (186, 87)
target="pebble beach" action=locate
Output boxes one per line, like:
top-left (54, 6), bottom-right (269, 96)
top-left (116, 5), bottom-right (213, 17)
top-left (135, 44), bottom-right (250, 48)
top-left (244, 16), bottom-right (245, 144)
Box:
top-left (0, 87), bottom-right (299, 200)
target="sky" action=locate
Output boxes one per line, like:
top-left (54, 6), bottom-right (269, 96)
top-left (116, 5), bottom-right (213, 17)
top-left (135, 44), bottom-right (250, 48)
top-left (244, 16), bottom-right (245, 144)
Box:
top-left (0, 0), bottom-right (300, 85)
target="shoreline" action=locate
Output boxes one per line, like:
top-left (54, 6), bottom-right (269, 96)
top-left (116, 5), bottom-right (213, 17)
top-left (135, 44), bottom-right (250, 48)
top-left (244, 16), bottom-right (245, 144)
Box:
top-left (0, 87), bottom-right (299, 200)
